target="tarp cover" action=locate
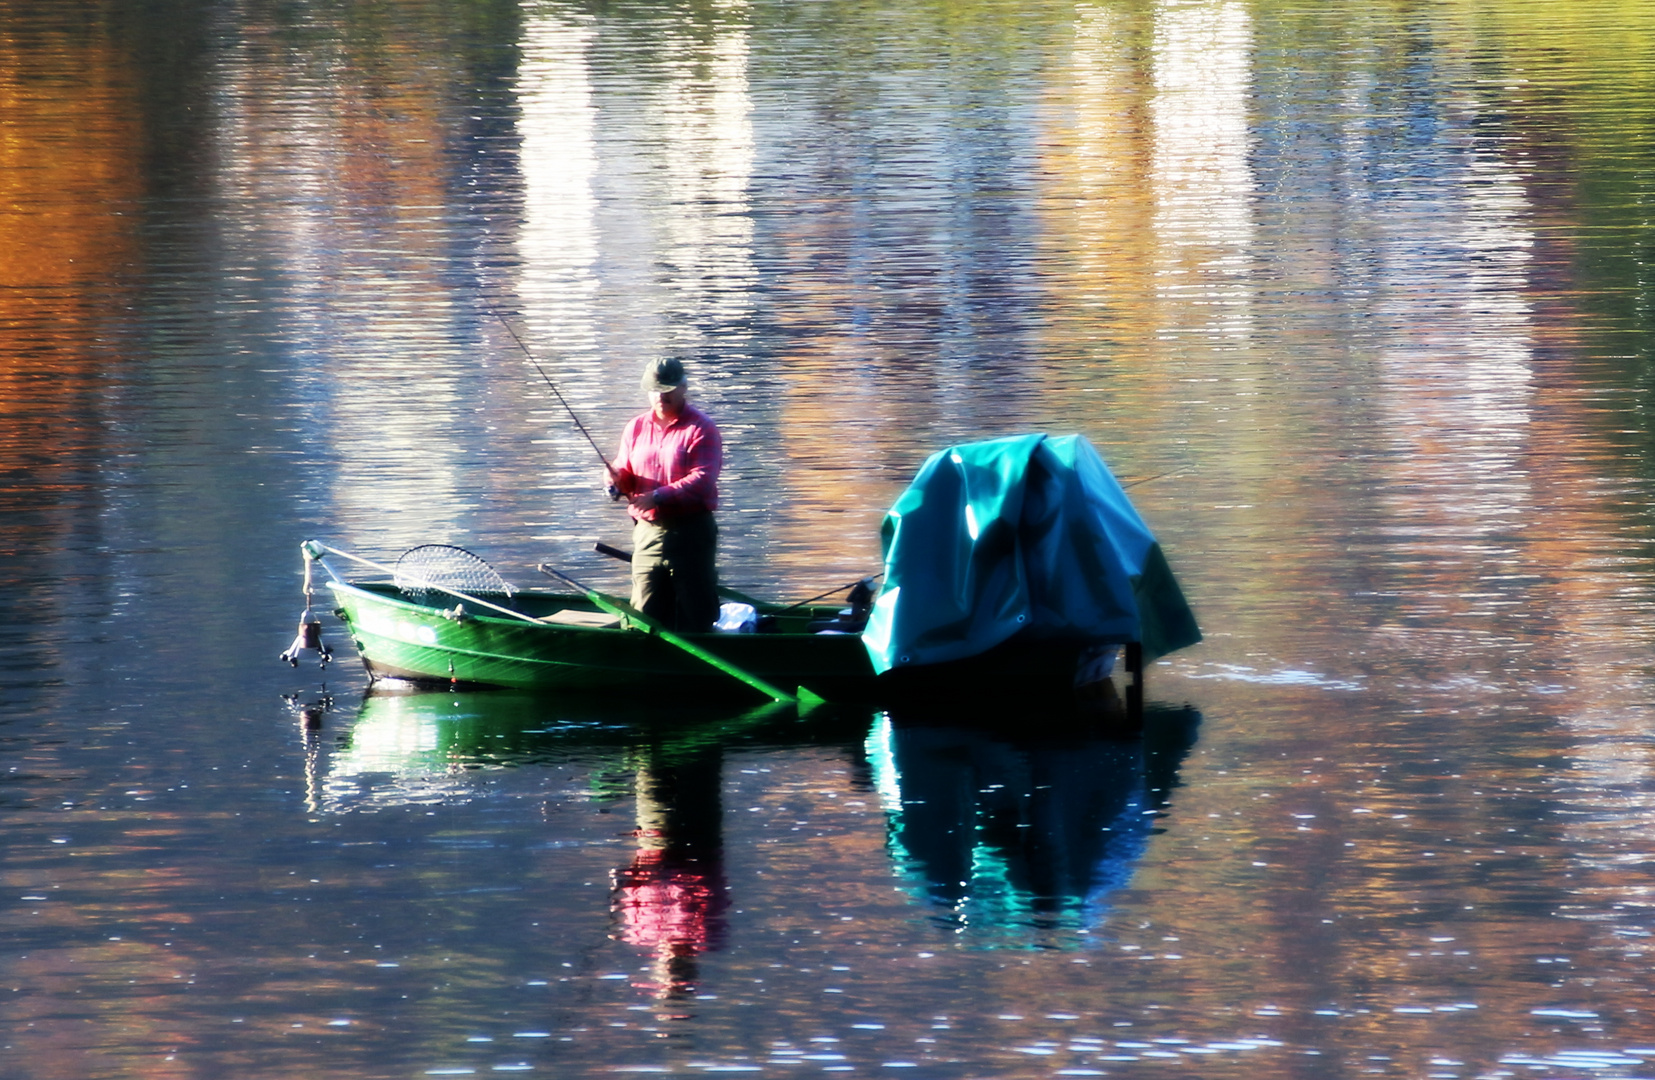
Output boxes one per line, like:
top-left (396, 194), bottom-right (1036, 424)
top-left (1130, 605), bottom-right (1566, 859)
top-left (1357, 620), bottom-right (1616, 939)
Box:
top-left (861, 433), bottom-right (1200, 675)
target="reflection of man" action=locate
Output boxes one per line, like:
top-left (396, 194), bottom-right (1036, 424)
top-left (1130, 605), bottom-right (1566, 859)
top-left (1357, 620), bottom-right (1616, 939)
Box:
top-left (606, 358), bottom-right (723, 632)
top-left (610, 752), bottom-right (728, 999)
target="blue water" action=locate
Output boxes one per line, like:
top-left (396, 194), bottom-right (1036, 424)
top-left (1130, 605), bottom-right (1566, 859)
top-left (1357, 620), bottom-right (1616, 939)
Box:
top-left (4, 1), bottom-right (1655, 1076)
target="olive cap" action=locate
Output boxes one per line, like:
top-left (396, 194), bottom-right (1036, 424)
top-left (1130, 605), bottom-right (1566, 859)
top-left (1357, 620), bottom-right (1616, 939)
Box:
top-left (640, 357), bottom-right (687, 392)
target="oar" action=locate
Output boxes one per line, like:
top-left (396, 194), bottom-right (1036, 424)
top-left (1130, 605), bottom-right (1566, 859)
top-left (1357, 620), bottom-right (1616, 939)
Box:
top-left (537, 564), bottom-right (824, 708)
top-left (593, 541), bottom-right (632, 563)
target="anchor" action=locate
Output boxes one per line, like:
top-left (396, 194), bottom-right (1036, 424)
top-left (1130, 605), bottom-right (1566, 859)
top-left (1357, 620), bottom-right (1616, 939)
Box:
top-left (280, 542), bottom-right (333, 669)
top-left (279, 608), bottom-right (332, 669)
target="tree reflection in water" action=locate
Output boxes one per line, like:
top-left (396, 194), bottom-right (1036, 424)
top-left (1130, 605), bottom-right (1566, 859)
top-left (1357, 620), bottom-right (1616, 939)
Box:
top-left (866, 704), bottom-right (1200, 946)
top-left (610, 747), bottom-right (729, 1000)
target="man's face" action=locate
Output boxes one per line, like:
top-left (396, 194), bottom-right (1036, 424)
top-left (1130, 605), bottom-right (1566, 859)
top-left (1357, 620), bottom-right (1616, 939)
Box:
top-left (651, 384), bottom-right (687, 420)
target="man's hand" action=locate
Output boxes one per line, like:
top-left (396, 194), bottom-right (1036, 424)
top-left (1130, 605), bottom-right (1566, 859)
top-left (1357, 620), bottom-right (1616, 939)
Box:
top-left (630, 489), bottom-right (660, 512)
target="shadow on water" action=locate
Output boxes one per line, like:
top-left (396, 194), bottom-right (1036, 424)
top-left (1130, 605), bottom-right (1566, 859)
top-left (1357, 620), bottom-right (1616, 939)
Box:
top-left (866, 700), bottom-right (1202, 948)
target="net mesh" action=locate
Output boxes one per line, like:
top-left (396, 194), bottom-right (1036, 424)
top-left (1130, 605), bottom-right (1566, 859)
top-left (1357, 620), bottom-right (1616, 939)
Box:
top-left (394, 545), bottom-right (517, 600)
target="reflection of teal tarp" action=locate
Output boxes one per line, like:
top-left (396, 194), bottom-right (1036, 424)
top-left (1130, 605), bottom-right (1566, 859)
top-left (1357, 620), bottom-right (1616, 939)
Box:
top-left (861, 433), bottom-right (1200, 675)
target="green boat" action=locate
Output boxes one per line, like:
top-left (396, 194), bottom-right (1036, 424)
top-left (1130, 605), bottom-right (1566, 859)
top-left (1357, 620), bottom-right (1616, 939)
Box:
top-left (291, 433), bottom-right (1201, 709)
top-left (327, 574), bottom-right (888, 698)
top-left (320, 569), bottom-right (1134, 704)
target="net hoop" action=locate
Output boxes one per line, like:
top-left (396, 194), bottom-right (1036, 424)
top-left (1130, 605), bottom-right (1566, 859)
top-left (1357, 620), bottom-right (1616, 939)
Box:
top-left (394, 544), bottom-right (517, 600)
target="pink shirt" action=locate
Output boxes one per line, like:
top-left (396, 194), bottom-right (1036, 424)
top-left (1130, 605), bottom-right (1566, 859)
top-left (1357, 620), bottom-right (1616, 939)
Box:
top-left (613, 403), bottom-right (722, 523)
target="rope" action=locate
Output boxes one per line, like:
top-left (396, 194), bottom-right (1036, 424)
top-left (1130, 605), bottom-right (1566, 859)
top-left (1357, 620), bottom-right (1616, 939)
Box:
top-left (300, 552), bottom-right (315, 618)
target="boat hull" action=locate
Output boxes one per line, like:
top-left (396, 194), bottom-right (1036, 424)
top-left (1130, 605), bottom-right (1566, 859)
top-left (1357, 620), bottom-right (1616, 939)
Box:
top-left (327, 581), bottom-right (1137, 707)
top-left (329, 581), bottom-right (879, 697)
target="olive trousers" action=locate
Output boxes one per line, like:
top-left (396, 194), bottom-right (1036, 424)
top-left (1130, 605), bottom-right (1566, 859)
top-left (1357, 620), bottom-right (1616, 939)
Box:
top-left (630, 512), bottom-right (719, 633)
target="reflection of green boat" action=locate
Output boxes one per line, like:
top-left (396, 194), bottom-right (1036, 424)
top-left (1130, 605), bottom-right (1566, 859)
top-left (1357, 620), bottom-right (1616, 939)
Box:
top-left (309, 687), bottom-right (863, 815)
top-left (338, 685), bottom-right (845, 760)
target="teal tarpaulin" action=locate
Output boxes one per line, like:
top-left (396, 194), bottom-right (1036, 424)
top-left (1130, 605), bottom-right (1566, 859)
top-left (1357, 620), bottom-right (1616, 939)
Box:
top-left (861, 433), bottom-right (1201, 675)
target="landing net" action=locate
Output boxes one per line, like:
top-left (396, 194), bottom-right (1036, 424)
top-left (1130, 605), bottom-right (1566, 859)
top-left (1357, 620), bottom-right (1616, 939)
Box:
top-left (394, 544), bottom-right (517, 601)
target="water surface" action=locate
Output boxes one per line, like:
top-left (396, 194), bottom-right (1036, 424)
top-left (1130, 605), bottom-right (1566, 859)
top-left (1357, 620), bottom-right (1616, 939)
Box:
top-left (4, 0), bottom-right (1655, 1077)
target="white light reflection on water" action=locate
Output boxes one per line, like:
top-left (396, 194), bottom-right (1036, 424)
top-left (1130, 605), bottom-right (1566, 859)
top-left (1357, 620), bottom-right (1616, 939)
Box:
top-left (1061, 3), bottom-right (1139, 311)
top-left (654, 3), bottom-right (757, 341)
top-left (314, 693), bottom-right (480, 814)
top-left (515, 7), bottom-right (600, 355)
top-left (1183, 662), bottom-right (1365, 692)
top-left (1368, 70), bottom-right (1538, 594)
top-left (1150, 0), bottom-right (1254, 344)
top-left (211, 5), bottom-right (486, 553)
top-left (513, 5), bottom-right (621, 538)
top-left (515, 1), bottom-right (757, 358)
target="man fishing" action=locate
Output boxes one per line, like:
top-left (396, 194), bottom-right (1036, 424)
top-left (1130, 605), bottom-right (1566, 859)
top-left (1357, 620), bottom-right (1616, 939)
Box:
top-left (606, 357), bottom-right (723, 633)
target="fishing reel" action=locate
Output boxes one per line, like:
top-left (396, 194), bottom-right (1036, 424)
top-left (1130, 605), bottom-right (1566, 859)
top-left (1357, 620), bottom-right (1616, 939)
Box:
top-left (846, 577), bottom-right (877, 619)
top-left (807, 578), bottom-right (880, 635)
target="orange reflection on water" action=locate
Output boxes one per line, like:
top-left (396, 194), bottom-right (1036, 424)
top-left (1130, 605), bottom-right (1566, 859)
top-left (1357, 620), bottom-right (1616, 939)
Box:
top-left (0, 21), bottom-right (140, 293)
top-left (0, 15), bottom-right (140, 637)
top-left (1031, 0), bottom-right (1262, 496)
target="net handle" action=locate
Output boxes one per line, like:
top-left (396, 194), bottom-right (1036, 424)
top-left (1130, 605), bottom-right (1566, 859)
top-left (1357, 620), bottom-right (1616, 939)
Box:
top-left (302, 540), bottom-right (546, 627)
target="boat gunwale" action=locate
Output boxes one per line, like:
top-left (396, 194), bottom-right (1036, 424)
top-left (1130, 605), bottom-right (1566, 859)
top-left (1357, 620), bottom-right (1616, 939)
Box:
top-left (327, 579), bottom-right (852, 638)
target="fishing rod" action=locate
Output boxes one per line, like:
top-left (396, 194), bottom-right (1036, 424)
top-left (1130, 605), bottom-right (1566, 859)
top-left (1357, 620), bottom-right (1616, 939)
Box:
top-left (481, 299), bottom-right (615, 475)
top-left (774, 574), bottom-right (882, 615)
top-left (1121, 466), bottom-right (1193, 490)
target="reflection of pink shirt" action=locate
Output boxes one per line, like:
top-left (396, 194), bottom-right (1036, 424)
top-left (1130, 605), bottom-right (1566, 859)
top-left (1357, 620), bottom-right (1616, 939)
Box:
top-left (613, 404), bottom-right (722, 524)
top-left (613, 850), bottom-right (720, 954)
